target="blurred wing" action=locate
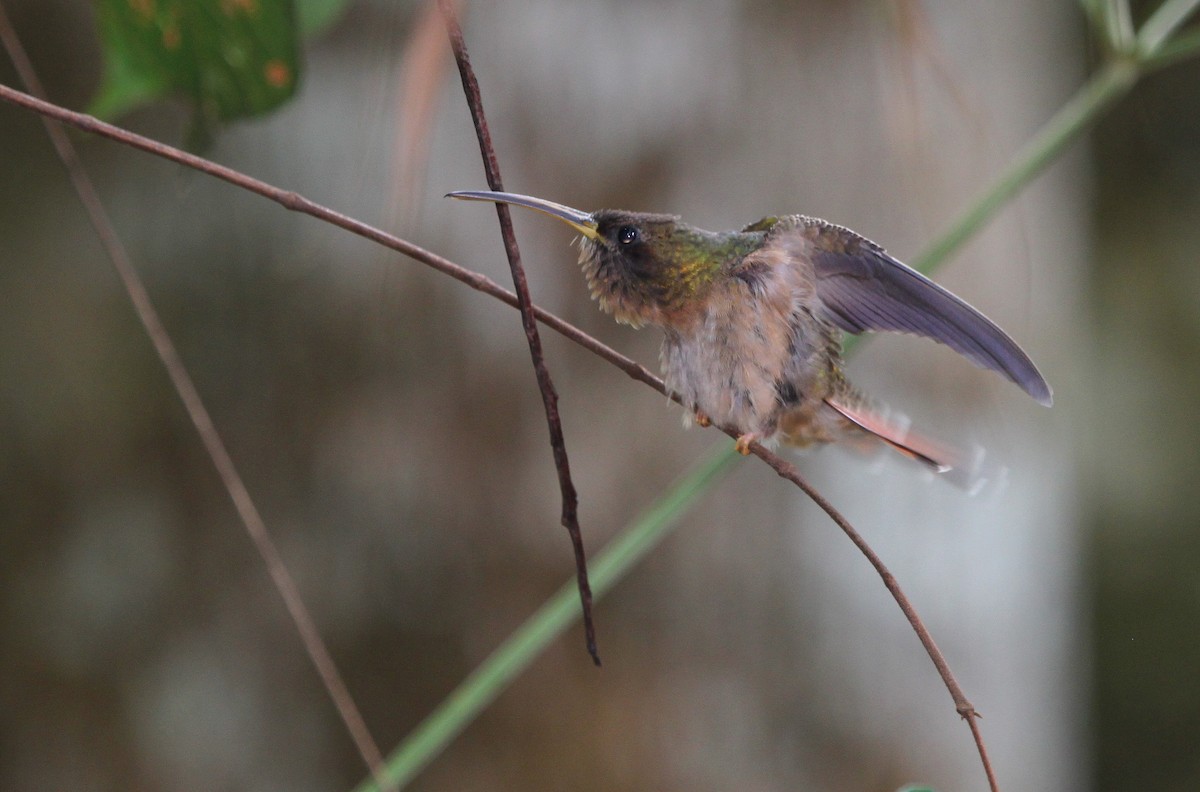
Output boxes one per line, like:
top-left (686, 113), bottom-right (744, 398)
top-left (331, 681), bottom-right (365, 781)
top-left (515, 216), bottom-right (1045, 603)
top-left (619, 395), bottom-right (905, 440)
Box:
top-left (787, 219), bottom-right (1052, 406)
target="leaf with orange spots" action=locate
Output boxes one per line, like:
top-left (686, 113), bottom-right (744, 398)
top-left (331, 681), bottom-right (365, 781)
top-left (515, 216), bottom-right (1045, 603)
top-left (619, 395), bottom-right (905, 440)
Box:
top-left (90, 0), bottom-right (301, 134)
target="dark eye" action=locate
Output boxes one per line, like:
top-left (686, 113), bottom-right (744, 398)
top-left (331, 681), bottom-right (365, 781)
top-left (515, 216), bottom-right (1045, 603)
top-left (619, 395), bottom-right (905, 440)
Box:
top-left (618, 225), bottom-right (639, 245)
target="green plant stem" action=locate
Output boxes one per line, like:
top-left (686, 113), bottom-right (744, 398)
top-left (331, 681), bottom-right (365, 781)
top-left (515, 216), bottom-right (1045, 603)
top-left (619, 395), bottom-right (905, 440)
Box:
top-left (1079, 0), bottom-right (1113, 48)
top-left (1138, 0), bottom-right (1200, 53)
top-left (357, 8), bottom-right (1200, 789)
top-left (846, 63), bottom-right (1135, 360)
top-left (1109, 0), bottom-right (1136, 51)
top-left (910, 58), bottom-right (1138, 274)
top-left (354, 446), bottom-right (739, 792)
top-left (1141, 25), bottom-right (1200, 71)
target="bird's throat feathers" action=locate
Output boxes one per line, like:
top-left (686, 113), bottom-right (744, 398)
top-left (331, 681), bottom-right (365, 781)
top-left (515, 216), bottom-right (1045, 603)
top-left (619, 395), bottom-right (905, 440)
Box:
top-left (577, 217), bottom-right (760, 327)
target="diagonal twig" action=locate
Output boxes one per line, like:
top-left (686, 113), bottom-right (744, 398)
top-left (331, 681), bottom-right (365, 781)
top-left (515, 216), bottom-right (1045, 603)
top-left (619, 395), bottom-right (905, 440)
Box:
top-left (0, 81), bottom-right (994, 789)
top-left (742, 443), bottom-right (998, 791)
top-left (438, 0), bottom-right (600, 665)
top-left (0, 84), bottom-right (664, 393)
top-left (0, 10), bottom-right (391, 790)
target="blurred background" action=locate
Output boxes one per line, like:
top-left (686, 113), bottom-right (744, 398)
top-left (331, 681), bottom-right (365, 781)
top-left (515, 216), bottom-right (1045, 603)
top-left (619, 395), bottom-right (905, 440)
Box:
top-left (1, 0), bottom-right (1197, 789)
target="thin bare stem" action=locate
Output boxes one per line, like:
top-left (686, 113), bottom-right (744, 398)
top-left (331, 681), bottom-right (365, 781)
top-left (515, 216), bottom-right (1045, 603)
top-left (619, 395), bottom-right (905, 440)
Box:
top-left (740, 440), bottom-right (998, 791)
top-left (354, 446), bottom-right (739, 792)
top-left (0, 80), bottom-right (990, 789)
top-left (0, 83), bottom-right (666, 395)
top-left (437, 0), bottom-right (599, 666)
top-left (0, 11), bottom-right (390, 790)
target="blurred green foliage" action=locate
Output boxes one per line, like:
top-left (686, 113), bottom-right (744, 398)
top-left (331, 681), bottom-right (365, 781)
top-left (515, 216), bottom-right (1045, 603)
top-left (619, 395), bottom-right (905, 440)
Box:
top-left (91, 0), bottom-right (302, 140)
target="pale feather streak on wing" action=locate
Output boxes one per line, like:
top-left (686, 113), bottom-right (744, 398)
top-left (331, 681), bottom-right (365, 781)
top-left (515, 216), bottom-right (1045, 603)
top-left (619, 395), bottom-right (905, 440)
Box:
top-left (812, 242), bottom-right (1053, 406)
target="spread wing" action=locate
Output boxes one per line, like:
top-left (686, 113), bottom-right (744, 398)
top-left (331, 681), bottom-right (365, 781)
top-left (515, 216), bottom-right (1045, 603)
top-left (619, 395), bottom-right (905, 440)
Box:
top-left (779, 217), bottom-right (1053, 406)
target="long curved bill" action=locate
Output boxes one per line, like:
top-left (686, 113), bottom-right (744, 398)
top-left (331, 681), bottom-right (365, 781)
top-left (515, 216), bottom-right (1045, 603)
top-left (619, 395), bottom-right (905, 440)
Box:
top-left (446, 190), bottom-right (601, 241)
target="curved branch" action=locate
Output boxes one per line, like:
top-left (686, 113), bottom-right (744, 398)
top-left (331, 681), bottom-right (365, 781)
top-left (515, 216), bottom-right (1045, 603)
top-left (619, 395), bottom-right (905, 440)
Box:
top-left (0, 12), bottom-right (391, 790)
top-left (742, 442), bottom-right (998, 790)
top-left (0, 81), bottom-right (995, 791)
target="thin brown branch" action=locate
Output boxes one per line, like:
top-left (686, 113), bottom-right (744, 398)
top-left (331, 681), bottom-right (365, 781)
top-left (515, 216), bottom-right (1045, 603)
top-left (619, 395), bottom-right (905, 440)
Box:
top-left (0, 11), bottom-right (391, 790)
top-left (0, 80), bottom-right (997, 789)
top-left (437, 1), bottom-right (600, 666)
top-left (0, 83), bottom-right (665, 394)
top-left (740, 439), bottom-right (999, 792)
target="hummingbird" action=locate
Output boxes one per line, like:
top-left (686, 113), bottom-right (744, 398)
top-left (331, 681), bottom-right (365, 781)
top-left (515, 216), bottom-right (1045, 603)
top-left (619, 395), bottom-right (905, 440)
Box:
top-left (448, 190), bottom-right (1052, 483)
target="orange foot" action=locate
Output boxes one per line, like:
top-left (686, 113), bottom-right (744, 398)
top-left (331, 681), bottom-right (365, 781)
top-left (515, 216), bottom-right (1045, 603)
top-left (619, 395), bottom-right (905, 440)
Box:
top-left (694, 410), bottom-right (711, 427)
top-left (734, 433), bottom-right (759, 455)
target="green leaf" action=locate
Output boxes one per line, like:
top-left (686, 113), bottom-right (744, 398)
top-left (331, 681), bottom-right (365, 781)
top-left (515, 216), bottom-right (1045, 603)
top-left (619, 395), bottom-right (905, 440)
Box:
top-left (90, 0), bottom-right (301, 126)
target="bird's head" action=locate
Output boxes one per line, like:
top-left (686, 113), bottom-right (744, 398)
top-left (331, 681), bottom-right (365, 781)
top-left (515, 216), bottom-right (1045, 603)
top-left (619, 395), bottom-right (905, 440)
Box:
top-left (448, 190), bottom-right (738, 327)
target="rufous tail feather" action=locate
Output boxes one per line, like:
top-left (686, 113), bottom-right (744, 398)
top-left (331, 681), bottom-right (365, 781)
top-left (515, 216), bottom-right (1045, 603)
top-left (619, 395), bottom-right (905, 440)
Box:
top-left (824, 397), bottom-right (953, 474)
top-left (822, 396), bottom-right (1001, 493)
